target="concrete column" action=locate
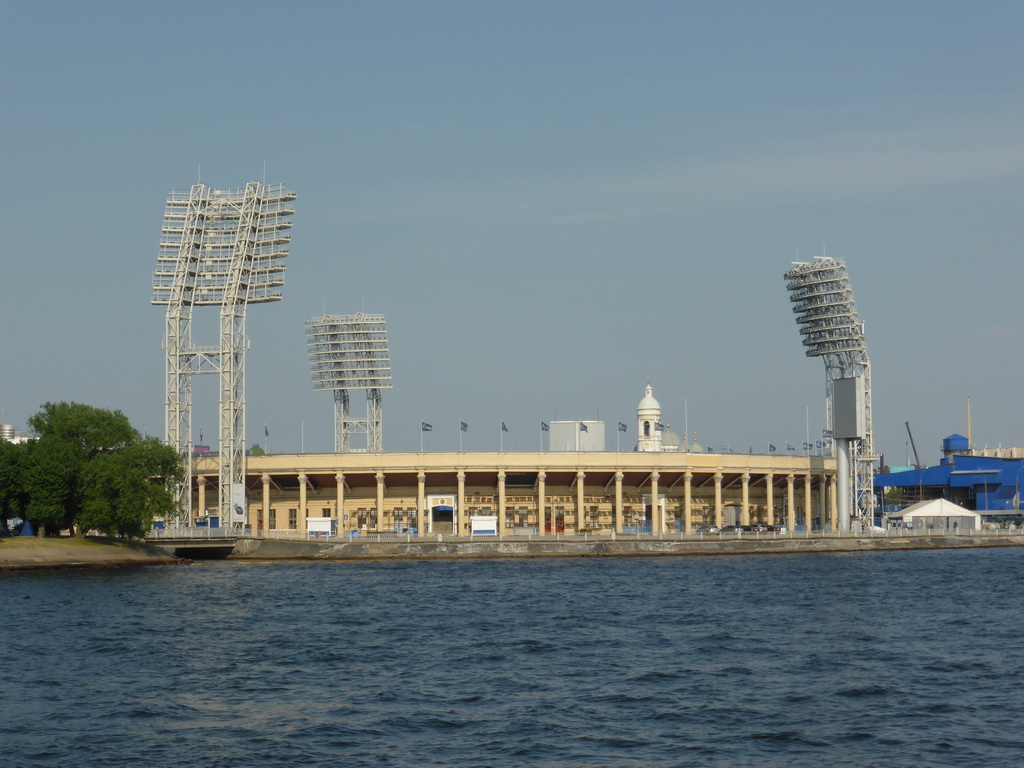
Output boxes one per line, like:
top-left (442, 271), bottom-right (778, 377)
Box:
top-left (837, 438), bottom-right (852, 531)
top-left (683, 472), bottom-right (693, 534)
top-left (335, 473), bottom-right (345, 533)
top-left (830, 475), bottom-right (838, 530)
top-left (298, 474), bottom-right (308, 532)
top-left (417, 471), bottom-right (426, 534)
top-left (804, 475), bottom-right (813, 531)
top-left (197, 476), bottom-right (207, 518)
top-left (261, 474), bottom-right (271, 534)
top-left (765, 473), bottom-right (774, 526)
top-left (376, 471), bottom-right (385, 532)
top-left (650, 471), bottom-right (661, 533)
top-left (819, 474), bottom-right (828, 531)
top-left (786, 474), bottom-right (796, 532)
top-left (714, 472), bottom-right (723, 528)
top-left (614, 471), bottom-right (623, 533)
top-left (497, 470), bottom-right (507, 536)
top-left (741, 474), bottom-right (751, 526)
top-left (457, 471), bottom-right (466, 535)
top-left (537, 471), bottom-right (546, 534)
top-left (576, 471), bottom-right (586, 532)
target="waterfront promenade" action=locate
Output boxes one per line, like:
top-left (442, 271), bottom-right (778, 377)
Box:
top-left (154, 526), bottom-right (1024, 561)
top-left (6, 528), bottom-right (1023, 569)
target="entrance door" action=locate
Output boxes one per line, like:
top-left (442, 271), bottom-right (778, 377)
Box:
top-left (544, 509), bottom-right (565, 534)
top-left (432, 505), bottom-right (454, 534)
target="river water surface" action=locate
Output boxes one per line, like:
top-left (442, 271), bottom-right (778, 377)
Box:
top-left (2, 548), bottom-right (1023, 767)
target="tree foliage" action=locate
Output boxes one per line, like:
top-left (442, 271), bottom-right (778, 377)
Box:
top-left (1, 402), bottom-right (182, 537)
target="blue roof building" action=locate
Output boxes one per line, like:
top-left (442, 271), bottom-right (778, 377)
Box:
top-left (875, 434), bottom-right (1024, 516)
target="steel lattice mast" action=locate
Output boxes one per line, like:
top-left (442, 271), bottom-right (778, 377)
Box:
top-left (307, 313), bottom-right (392, 453)
top-left (153, 182), bottom-right (295, 526)
top-left (784, 256), bottom-right (874, 531)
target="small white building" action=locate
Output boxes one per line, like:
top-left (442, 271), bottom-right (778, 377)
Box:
top-left (891, 498), bottom-right (981, 532)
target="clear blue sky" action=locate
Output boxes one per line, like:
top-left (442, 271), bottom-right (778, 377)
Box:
top-left (2, 0), bottom-right (1023, 464)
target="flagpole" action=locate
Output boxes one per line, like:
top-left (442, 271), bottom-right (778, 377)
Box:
top-left (499, 420), bottom-right (503, 452)
top-left (684, 398), bottom-right (688, 449)
top-left (459, 422), bottom-right (463, 452)
top-left (421, 422), bottom-right (424, 452)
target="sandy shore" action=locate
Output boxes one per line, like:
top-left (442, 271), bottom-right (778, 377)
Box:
top-left (0, 536), bottom-right (181, 570)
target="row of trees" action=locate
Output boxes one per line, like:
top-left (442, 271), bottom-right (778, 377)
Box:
top-left (0, 402), bottom-right (182, 538)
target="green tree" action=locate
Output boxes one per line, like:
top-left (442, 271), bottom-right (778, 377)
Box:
top-left (0, 439), bottom-right (29, 523)
top-left (22, 437), bottom-right (77, 534)
top-left (79, 439), bottom-right (182, 537)
top-left (16, 402), bottom-right (182, 538)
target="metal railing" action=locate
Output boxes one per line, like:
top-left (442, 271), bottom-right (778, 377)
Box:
top-left (148, 525), bottom-right (1024, 544)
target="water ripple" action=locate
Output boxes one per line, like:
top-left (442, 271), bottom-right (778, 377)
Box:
top-left (3, 549), bottom-right (1024, 766)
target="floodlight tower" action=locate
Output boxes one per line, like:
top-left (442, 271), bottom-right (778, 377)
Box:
top-left (153, 182), bottom-right (296, 526)
top-left (307, 313), bottom-right (392, 453)
top-left (784, 256), bottom-right (875, 531)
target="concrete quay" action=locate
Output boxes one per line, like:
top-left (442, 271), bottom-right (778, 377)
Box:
top-left (229, 532), bottom-right (1024, 561)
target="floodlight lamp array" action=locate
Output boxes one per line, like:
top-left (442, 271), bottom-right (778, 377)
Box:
top-left (784, 257), bottom-right (865, 359)
top-left (152, 182), bottom-right (296, 306)
top-left (307, 313), bottom-right (393, 391)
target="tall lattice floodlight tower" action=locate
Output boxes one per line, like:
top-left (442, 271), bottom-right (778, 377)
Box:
top-left (153, 182), bottom-right (296, 526)
top-left (784, 256), bottom-right (875, 531)
top-left (307, 313), bottom-right (392, 453)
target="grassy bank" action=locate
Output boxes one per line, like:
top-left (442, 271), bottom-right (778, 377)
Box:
top-left (0, 536), bottom-right (180, 570)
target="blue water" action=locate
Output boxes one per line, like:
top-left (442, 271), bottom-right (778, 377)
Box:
top-left (2, 549), bottom-right (1024, 767)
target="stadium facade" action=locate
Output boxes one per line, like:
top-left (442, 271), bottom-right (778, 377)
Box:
top-left (188, 386), bottom-right (838, 535)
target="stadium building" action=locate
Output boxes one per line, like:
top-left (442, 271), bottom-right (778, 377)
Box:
top-left (189, 386), bottom-right (838, 536)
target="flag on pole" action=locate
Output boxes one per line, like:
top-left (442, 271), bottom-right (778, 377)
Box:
top-left (460, 421), bottom-right (468, 432)
top-left (501, 422), bottom-right (508, 432)
top-left (618, 422), bottom-right (627, 432)
top-left (769, 443), bottom-right (776, 452)
top-left (655, 421), bottom-right (665, 431)
top-left (421, 422), bottom-right (433, 432)
top-left (786, 443), bottom-right (795, 451)
top-left (579, 422), bottom-right (589, 432)
top-left (264, 424), bottom-right (269, 438)
top-left (541, 421), bottom-right (549, 432)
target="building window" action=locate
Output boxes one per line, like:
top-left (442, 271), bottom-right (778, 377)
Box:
top-left (269, 509), bottom-right (277, 529)
top-left (289, 509), bottom-right (297, 530)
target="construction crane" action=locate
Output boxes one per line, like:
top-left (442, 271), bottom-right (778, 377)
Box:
top-left (905, 422), bottom-right (921, 468)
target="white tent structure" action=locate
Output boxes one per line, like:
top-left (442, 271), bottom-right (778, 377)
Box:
top-left (891, 498), bottom-right (981, 532)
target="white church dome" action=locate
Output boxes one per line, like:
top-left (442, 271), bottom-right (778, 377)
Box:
top-left (638, 384), bottom-right (660, 412)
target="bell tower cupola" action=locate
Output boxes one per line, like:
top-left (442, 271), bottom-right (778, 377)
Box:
top-left (636, 380), bottom-right (662, 452)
